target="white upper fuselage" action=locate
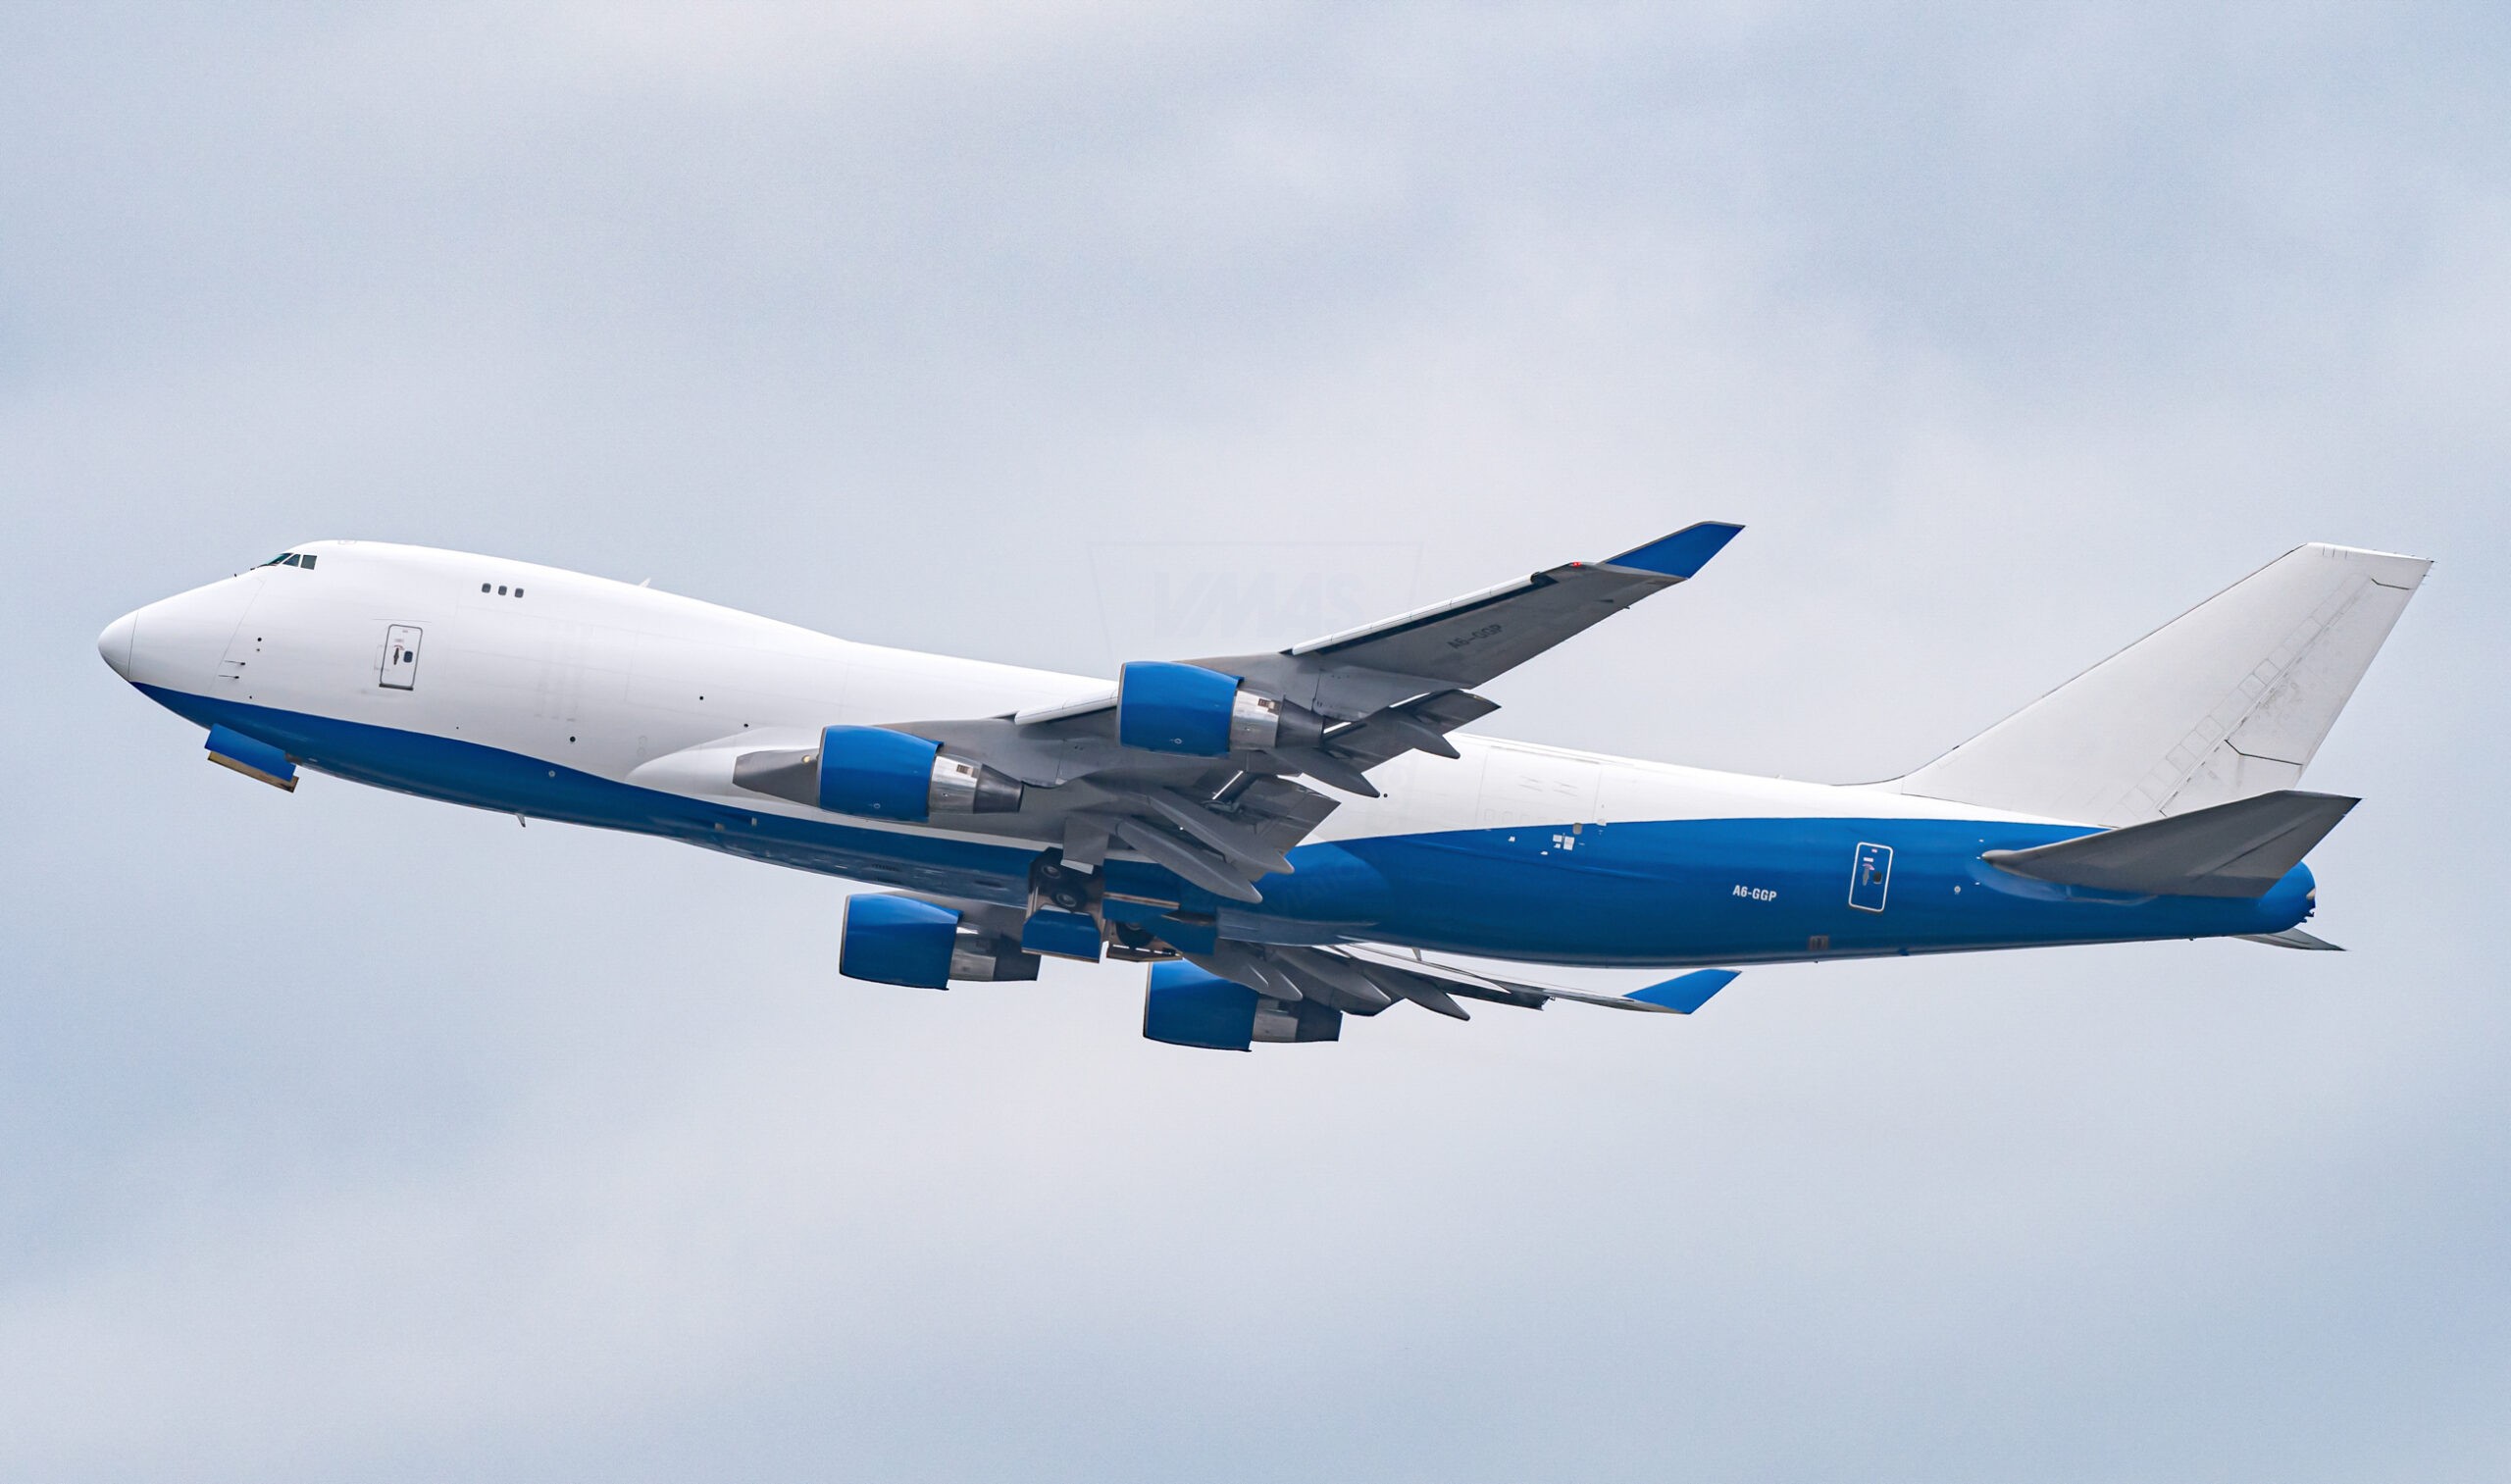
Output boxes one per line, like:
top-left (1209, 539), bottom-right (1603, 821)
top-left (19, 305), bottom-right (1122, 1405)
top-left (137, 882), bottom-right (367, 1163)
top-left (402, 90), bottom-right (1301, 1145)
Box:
top-left (102, 537), bottom-right (2343, 974)
top-left (101, 539), bottom-right (2034, 843)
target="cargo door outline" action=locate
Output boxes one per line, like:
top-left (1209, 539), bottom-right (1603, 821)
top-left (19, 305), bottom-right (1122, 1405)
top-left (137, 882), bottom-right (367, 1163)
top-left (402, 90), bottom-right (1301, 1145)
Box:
top-left (379, 625), bottom-right (423, 690)
top-left (217, 587), bottom-right (269, 681)
top-left (1848, 842), bottom-right (1893, 912)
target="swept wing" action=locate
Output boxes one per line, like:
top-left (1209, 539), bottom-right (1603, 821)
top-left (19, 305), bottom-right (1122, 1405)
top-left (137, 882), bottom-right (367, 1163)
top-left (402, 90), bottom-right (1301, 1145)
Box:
top-left (733, 521), bottom-right (1743, 905)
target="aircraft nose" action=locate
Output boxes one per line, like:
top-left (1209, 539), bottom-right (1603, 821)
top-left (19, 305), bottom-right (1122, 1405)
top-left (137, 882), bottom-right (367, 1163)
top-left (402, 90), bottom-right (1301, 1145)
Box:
top-left (98, 610), bottom-right (139, 681)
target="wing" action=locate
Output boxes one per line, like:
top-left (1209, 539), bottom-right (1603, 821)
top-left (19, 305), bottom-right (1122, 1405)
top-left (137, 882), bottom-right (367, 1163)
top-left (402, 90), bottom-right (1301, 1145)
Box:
top-left (732, 521), bottom-right (1742, 906)
top-left (1152, 939), bottom-right (1739, 1030)
top-left (832, 885), bottom-right (1743, 1046)
top-left (1299, 943), bottom-right (1739, 1019)
top-left (1205, 521), bottom-right (1744, 715)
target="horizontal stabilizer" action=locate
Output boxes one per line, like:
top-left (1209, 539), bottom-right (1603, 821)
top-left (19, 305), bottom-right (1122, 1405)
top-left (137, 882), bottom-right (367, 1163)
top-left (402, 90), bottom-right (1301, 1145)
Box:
top-left (2237, 927), bottom-right (2344, 950)
top-left (1982, 789), bottom-right (2356, 898)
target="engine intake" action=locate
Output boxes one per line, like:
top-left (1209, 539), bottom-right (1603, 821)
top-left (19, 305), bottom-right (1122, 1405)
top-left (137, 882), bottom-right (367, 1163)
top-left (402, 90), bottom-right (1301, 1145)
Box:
top-left (735, 726), bottom-right (1024, 820)
top-left (1141, 961), bottom-right (1342, 1049)
top-left (840, 894), bottom-right (1042, 988)
top-left (1116, 662), bottom-right (1323, 756)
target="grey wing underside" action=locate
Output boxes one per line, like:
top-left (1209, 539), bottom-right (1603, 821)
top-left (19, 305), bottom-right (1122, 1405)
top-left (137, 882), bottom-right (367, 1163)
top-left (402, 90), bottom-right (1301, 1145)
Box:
top-left (1203, 520), bottom-right (1746, 718)
top-left (1183, 941), bottom-right (1740, 1020)
top-left (742, 522), bottom-right (1742, 908)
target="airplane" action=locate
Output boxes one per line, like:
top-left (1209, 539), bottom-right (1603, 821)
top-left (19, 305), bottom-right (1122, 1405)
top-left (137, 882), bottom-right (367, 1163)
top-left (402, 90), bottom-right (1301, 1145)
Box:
top-left (97, 525), bottom-right (2428, 1050)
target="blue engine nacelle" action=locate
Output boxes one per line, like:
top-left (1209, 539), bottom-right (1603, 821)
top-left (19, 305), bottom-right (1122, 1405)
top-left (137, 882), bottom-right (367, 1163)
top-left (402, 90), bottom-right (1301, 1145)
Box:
top-left (840, 894), bottom-right (1041, 988)
top-left (735, 726), bottom-right (1024, 821)
top-left (1141, 961), bottom-right (1342, 1049)
top-left (1116, 662), bottom-right (1324, 756)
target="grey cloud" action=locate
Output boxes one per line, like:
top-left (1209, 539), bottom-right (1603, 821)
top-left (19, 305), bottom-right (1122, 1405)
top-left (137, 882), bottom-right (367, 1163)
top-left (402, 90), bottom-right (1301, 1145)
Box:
top-left (2, 3), bottom-right (2504, 1479)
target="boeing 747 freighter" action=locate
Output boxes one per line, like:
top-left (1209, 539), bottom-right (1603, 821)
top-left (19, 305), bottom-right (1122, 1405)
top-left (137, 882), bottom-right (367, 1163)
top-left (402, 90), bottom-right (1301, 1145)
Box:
top-left (98, 526), bottom-right (2426, 1049)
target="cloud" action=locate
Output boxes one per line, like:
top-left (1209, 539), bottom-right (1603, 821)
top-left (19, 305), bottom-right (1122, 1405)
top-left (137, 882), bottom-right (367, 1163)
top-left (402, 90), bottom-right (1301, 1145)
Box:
top-left (1, 2), bottom-right (2504, 1478)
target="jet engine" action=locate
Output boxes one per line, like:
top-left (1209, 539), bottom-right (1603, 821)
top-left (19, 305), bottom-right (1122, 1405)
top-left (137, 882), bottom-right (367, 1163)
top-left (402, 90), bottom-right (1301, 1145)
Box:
top-left (1116, 661), bottom-right (1324, 756)
top-left (734, 725), bottom-right (1023, 821)
top-left (840, 894), bottom-right (1042, 989)
top-left (1141, 960), bottom-right (1342, 1049)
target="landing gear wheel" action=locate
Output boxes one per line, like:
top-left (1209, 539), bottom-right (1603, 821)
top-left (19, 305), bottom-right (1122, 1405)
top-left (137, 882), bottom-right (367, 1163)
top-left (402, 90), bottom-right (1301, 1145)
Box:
top-left (1028, 848), bottom-right (1104, 918)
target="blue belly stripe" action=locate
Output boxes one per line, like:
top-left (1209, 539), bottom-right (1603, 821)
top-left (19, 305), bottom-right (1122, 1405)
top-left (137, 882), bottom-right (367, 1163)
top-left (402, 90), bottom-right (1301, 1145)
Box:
top-left (136, 685), bottom-right (2318, 967)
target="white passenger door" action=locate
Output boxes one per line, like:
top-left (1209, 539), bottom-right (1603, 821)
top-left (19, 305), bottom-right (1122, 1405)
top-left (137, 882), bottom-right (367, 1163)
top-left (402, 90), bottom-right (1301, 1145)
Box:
top-left (379, 625), bottom-right (423, 691)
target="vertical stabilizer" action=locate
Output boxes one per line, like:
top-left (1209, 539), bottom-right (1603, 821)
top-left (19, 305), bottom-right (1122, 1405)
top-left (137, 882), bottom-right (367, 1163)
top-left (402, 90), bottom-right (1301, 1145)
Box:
top-left (1898, 543), bottom-right (2429, 826)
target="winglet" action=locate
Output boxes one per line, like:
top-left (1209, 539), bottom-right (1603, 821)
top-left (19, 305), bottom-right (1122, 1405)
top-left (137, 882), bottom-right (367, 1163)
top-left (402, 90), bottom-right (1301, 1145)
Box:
top-left (1602, 522), bottom-right (1744, 580)
top-left (1624, 968), bottom-right (1737, 1013)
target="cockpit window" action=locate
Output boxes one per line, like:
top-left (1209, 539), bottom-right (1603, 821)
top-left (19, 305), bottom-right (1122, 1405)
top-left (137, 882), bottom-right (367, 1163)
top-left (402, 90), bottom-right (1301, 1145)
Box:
top-left (297, 553), bottom-right (316, 570)
top-left (258, 552), bottom-right (318, 569)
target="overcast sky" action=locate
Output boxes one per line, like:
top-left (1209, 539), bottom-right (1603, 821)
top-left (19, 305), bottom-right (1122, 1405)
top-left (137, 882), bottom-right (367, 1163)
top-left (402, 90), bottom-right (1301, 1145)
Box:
top-left (4, 4), bottom-right (2507, 1480)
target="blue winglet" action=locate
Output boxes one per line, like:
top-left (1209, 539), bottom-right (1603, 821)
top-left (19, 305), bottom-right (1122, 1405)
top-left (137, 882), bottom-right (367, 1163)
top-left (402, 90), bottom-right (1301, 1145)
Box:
top-left (1603, 522), bottom-right (1743, 580)
top-left (1625, 968), bottom-right (1737, 1013)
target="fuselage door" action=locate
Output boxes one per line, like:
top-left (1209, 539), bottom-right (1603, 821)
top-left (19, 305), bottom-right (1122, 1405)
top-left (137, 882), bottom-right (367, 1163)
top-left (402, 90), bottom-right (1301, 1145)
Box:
top-left (1474, 742), bottom-right (1602, 831)
top-left (380, 625), bottom-right (423, 691)
top-left (1849, 841), bottom-right (1893, 912)
top-left (217, 582), bottom-right (268, 681)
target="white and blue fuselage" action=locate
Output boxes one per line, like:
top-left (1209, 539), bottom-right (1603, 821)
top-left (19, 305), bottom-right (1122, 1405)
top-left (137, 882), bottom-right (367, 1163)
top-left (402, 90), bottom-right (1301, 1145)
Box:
top-left (99, 540), bottom-right (2332, 972)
